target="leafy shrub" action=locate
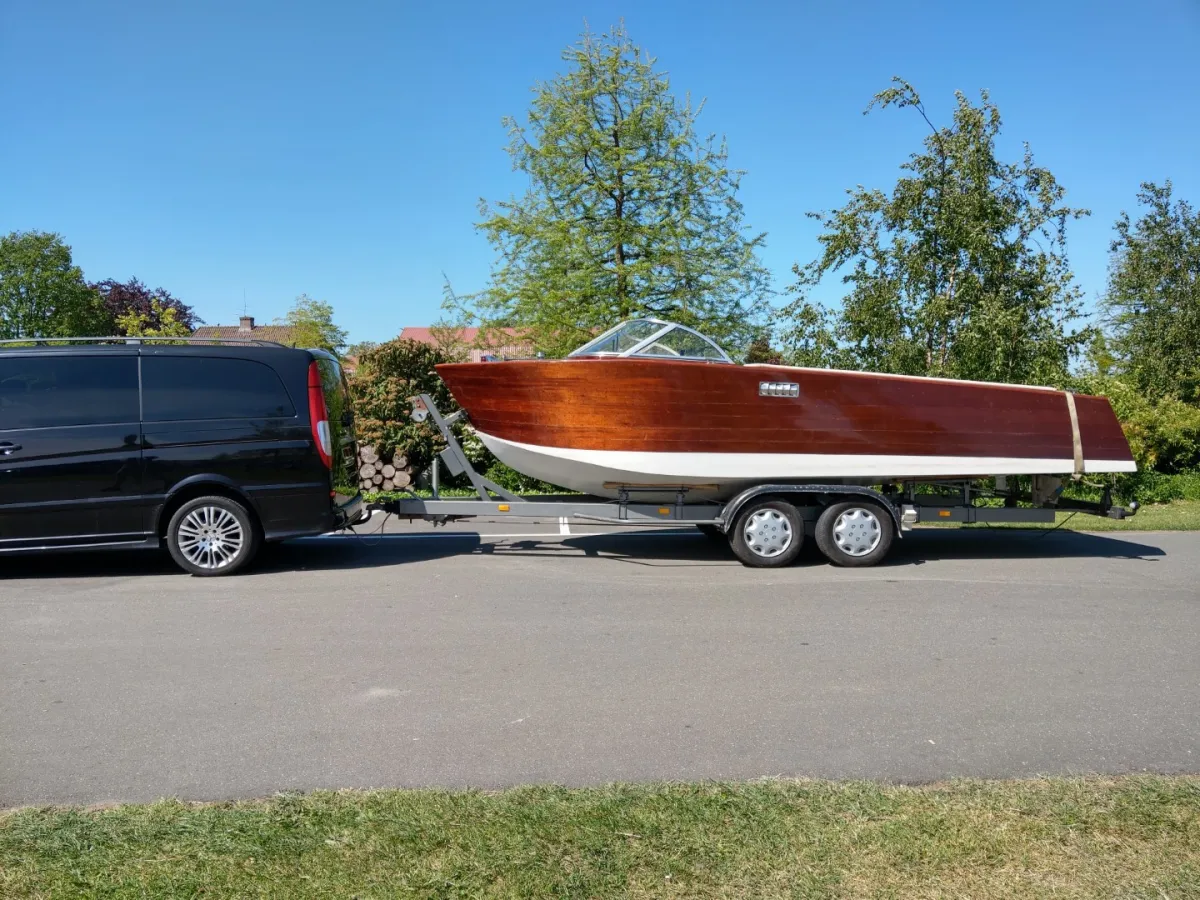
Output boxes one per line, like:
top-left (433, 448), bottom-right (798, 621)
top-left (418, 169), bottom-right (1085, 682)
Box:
top-left (348, 339), bottom-right (457, 473)
top-left (1114, 471), bottom-right (1200, 504)
top-left (1062, 471), bottom-right (1200, 505)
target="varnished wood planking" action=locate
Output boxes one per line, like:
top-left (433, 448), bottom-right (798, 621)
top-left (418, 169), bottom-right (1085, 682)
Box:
top-left (436, 360), bottom-right (1135, 463)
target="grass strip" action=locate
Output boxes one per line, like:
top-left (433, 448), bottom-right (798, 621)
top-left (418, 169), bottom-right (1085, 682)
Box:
top-left (930, 499), bottom-right (1200, 531)
top-left (3, 776), bottom-right (1198, 898)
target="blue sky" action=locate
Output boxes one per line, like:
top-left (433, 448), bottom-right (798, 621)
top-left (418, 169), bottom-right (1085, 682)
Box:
top-left (2, 0), bottom-right (1197, 343)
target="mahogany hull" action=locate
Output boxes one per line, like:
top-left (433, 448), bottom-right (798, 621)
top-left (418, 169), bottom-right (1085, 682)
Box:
top-left (435, 359), bottom-right (1136, 499)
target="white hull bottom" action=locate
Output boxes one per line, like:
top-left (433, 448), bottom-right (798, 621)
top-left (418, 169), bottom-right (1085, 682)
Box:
top-left (477, 431), bottom-right (1138, 501)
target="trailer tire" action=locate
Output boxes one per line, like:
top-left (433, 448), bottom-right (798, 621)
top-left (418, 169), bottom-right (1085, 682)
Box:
top-left (166, 495), bottom-right (260, 576)
top-left (815, 500), bottom-right (894, 568)
top-left (729, 499), bottom-right (804, 568)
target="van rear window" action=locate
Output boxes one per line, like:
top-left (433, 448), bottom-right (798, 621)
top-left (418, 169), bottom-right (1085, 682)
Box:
top-left (142, 357), bottom-right (296, 422)
top-left (0, 356), bottom-right (139, 429)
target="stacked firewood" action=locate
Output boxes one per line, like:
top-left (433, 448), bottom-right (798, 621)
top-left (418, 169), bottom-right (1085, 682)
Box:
top-left (357, 445), bottom-right (413, 492)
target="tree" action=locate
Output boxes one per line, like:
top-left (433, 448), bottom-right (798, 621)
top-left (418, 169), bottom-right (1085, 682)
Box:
top-left (454, 24), bottom-right (770, 358)
top-left (775, 300), bottom-right (847, 369)
top-left (780, 79), bottom-right (1092, 385)
top-left (1101, 181), bottom-right (1200, 404)
top-left (277, 294), bottom-right (348, 355)
top-left (93, 278), bottom-right (198, 336)
top-left (115, 299), bottom-right (193, 338)
top-left (0, 231), bottom-right (109, 339)
top-left (345, 341), bottom-right (380, 360)
top-left (743, 336), bottom-right (782, 366)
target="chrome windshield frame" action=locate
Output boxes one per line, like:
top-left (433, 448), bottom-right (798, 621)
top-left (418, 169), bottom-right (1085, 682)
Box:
top-left (567, 318), bottom-right (732, 363)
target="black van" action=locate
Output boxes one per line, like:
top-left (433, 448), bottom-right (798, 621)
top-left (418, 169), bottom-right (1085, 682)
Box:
top-left (0, 339), bottom-right (363, 575)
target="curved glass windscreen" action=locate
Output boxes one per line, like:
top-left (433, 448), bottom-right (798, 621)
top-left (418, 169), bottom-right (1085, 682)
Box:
top-left (567, 319), bottom-right (731, 363)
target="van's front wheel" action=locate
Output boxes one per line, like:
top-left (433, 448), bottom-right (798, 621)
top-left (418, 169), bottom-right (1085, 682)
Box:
top-left (167, 496), bottom-right (260, 576)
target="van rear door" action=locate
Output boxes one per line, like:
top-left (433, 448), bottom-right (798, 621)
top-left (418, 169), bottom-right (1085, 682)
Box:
top-left (311, 354), bottom-right (361, 516)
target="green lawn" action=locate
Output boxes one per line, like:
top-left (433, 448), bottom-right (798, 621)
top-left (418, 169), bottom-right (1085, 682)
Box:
top-left (932, 499), bottom-right (1200, 532)
top-left (3, 777), bottom-right (1198, 899)
top-left (1055, 499), bottom-right (1200, 530)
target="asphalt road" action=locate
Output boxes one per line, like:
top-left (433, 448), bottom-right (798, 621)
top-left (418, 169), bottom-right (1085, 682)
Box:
top-left (2, 521), bottom-right (1198, 806)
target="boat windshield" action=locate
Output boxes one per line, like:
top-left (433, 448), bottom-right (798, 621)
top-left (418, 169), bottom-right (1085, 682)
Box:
top-left (567, 319), bottom-right (732, 362)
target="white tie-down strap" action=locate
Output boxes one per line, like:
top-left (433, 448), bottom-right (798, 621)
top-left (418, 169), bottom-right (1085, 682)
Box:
top-left (1064, 391), bottom-right (1084, 477)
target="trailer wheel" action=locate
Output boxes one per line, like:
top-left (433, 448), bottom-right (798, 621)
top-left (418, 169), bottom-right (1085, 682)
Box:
top-left (815, 500), bottom-right (893, 567)
top-left (166, 495), bottom-right (260, 576)
top-left (729, 499), bottom-right (803, 568)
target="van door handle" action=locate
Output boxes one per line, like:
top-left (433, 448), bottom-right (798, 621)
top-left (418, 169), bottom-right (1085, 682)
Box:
top-left (0, 442), bottom-right (21, 455)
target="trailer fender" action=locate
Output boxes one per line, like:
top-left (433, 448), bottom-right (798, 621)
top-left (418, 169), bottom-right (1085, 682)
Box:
top-left (720, 484), bottom-right (902, 537)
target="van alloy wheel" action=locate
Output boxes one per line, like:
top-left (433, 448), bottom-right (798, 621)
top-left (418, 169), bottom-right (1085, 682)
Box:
top-left (166, 495), bottom-right (259, 576)
top-left (176, 506), bottom-right (246, 570)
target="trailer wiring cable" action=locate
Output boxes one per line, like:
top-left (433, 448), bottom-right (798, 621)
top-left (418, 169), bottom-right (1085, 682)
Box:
top-left (340, 508), bottom-right (395, 547)
top-left (1033, 510), bottom-right (1080, 540)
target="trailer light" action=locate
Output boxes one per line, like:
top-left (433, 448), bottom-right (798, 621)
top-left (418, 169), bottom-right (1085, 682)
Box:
top-left (938, 510), bottom-right (951, 517)
top-left (658, 507), bottom-right (670, 515)
top-left (497, 504), bottom-right (510, 512)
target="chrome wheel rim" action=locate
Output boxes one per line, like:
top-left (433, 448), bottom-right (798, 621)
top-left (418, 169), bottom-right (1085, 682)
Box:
top-left (833, 507), bottom-right (882, 557)
top-left (177, 507), bottom-right (245, 570)
top-left (743, 508), bottom-right (793, 558)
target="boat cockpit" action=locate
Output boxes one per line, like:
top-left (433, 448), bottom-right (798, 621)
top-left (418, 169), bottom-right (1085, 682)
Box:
top-left (566, 318), bottom-right (732, 363)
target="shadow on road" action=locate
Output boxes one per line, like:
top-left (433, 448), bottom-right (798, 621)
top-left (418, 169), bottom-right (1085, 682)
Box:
top-left (0, 534), bottom-right (484, 580)
top-left (544, 528), bottom-right (1168, 568)
top-left (889, 528), bottom-right (1166, 564)
top-left (0, 527), bottom-right (1167, 579)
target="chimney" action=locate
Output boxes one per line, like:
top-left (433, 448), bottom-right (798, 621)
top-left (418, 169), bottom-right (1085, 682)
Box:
top-left (238, 315), bottom-right (255, 334)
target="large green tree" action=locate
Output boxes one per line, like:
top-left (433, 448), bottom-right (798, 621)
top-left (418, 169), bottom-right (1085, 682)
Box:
top-left (0, 231), bottom-right (109, 339)
top-left (277, 294), bottom-right (349, 356)
top-left (780, 79), bottom-right (1091, 385)
top-left (455, 25), bottom-right (769, 358)
top-left (1100, 181), bottom-right (1199, 404)
top-left (93, 277), bottom-right (198, 335)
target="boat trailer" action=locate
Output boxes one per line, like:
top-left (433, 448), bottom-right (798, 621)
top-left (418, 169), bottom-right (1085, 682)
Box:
top-left (368, 394), bottom-right (1138, 568)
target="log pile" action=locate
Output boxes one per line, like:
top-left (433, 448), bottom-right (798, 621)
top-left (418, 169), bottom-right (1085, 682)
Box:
top-left (357, 445), bottom-right (413, 493)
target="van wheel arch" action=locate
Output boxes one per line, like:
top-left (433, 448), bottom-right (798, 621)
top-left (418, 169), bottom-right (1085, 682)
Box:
top-left (156, 481), bottom-right (262, 540)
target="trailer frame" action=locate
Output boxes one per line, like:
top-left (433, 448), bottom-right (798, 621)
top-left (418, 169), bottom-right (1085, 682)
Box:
top-left (369, 394), bottom-right (1138, 568)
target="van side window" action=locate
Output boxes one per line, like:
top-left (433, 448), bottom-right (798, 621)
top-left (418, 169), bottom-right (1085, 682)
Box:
top-left (0, 356), bottom-right (139, 429)
top-left (142, 357), bottom-right (296, 421)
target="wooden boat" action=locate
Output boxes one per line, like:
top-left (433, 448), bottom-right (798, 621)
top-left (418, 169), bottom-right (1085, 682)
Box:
top-left (435, 319), bottom-right (1136, 500)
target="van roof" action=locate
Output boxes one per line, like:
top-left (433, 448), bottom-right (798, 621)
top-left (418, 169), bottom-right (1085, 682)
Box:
top-left (0, 339), bottom-right (313, 359)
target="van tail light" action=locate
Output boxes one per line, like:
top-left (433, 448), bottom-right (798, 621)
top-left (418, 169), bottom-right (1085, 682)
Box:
top-left (307, 361), bottom-right (333, 469)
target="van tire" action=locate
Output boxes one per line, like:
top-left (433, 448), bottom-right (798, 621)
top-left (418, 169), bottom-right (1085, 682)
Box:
top-left (166, 496), bottom-right (260, 576)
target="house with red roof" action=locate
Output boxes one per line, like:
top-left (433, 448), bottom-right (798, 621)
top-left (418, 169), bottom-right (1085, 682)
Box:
top-left (399, 326), bottom-right (533, 362)
top-left (191, 315), bottom-right (299, 345)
